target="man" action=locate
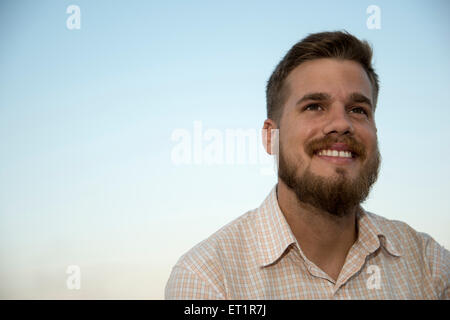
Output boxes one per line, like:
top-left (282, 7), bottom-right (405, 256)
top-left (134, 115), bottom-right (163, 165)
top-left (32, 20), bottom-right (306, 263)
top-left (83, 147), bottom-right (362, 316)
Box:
top-left (165, 31), bottom-right (449, 299)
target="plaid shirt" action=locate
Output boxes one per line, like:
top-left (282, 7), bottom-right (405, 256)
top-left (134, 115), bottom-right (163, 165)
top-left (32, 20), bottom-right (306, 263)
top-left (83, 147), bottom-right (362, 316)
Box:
top-left (165, 185), bottom-right (449, 299)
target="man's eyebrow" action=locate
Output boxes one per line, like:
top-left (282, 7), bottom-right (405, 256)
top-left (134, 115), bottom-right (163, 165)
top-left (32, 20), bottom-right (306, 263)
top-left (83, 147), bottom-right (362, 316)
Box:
top-left (295, 92), bottom-right (331, 105)
top-left (349, 92), bottom-right (373, 109)
top-left (295, 92), bottom-right (373, 110)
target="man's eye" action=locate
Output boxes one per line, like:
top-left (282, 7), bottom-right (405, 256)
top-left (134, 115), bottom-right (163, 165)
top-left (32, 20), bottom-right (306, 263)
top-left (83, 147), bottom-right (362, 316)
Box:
top-left (350, 107), bottom-right (368, 115)
top-left (304, 104), bottom-right (323, 111)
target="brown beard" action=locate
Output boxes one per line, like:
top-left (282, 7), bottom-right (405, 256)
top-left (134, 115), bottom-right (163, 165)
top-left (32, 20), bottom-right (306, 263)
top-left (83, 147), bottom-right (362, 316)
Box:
top-left (278, 135), bottom-right (381, 217)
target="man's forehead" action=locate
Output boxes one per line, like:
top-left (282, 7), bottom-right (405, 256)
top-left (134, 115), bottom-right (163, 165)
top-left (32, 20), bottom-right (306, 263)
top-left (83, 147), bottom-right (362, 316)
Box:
top-left (285, 58), bottom-right (373, 103)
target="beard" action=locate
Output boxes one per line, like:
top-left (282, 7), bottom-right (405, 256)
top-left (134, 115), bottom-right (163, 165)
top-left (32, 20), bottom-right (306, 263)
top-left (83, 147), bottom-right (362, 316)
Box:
top-left (278, 135), bottom-right (381, 217)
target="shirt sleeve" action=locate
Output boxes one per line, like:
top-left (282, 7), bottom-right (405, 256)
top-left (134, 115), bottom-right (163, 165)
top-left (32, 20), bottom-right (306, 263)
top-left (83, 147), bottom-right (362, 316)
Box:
top-left (164, 265), bottom-right (225, 300)
top-left (423, 235), bottom-right (450, 300)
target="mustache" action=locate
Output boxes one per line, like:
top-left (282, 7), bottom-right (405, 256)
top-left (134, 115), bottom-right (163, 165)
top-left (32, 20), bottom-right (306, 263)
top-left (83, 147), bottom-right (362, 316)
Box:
top-left (305, 135), bottom-right (367, 160)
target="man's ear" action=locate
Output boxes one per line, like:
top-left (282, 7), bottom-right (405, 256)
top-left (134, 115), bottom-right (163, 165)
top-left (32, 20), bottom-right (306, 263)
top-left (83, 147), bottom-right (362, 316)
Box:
top-left (262, 119), bottom-right (278, 155)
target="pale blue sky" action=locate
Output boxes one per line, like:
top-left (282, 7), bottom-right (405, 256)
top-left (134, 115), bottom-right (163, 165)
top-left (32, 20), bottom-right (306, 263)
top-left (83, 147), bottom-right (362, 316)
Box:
top-left (0, 0), bottom-right (449, 298)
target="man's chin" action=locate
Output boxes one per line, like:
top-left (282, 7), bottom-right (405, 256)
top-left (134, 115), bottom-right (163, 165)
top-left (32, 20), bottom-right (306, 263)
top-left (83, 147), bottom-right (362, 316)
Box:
top-left (309, 168), bottom-right (357, 182)
top-left (280, 169), bottom-right (366, 216)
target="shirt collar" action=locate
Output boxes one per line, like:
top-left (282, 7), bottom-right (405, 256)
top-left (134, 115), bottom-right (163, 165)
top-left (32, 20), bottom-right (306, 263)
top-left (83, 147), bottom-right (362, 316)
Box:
top-left (255, 185), bottom-right (402, 267)
top-left (255, 185), bottom-right (298, 267)
top-left (356, 208), bottom-right (403, 257)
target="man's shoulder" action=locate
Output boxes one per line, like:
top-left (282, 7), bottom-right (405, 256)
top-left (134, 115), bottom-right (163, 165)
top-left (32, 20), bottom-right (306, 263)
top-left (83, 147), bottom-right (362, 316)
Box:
top-left (364, 210), bottom-right (449, 262)
top-left (165, 208), bottom-right (262, 299)
top-left (364, 210), bottom-right (432, 246)
top-left (173, 208), bottom-right (260, 271)
top-left (364, 210), bottom-right (416, 234)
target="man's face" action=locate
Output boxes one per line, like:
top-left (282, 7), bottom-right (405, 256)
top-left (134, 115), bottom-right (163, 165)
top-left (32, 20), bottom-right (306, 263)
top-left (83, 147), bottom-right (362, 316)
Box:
top-left (277, 58), bottom-right (380, 216)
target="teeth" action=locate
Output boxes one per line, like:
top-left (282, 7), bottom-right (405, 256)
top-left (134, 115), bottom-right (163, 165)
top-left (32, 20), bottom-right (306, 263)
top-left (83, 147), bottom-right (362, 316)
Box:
top-left (318, 149), bottom-right (352, 158)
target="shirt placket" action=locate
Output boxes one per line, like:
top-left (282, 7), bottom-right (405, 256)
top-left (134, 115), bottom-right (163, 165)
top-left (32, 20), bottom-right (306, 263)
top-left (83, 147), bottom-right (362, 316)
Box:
top-left (291, 242), bottom-right (339, 299)
top-left (334, 247), bottom-right (370, 295)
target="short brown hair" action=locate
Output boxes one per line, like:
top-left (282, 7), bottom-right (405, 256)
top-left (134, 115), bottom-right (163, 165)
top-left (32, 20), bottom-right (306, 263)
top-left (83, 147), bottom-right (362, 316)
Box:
top-left (266, 31), bottom-right (379, 122)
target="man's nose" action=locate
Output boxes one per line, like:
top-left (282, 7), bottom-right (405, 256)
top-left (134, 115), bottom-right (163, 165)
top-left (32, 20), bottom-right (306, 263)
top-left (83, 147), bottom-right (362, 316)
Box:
top-left (322, 105), bottom-right (354, 136)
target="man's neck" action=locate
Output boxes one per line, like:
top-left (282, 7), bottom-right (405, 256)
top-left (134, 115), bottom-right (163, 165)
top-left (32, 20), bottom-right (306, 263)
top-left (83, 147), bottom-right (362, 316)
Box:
top-left (276, 181), bottom-right (358, 281)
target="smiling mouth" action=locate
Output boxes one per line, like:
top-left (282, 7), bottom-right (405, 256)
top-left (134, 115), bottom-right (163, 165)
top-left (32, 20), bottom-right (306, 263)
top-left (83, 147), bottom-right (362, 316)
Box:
top-left (315, 149), bottom-right (356, 158)
top-left (312, 142), bottom-right (359, 164)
